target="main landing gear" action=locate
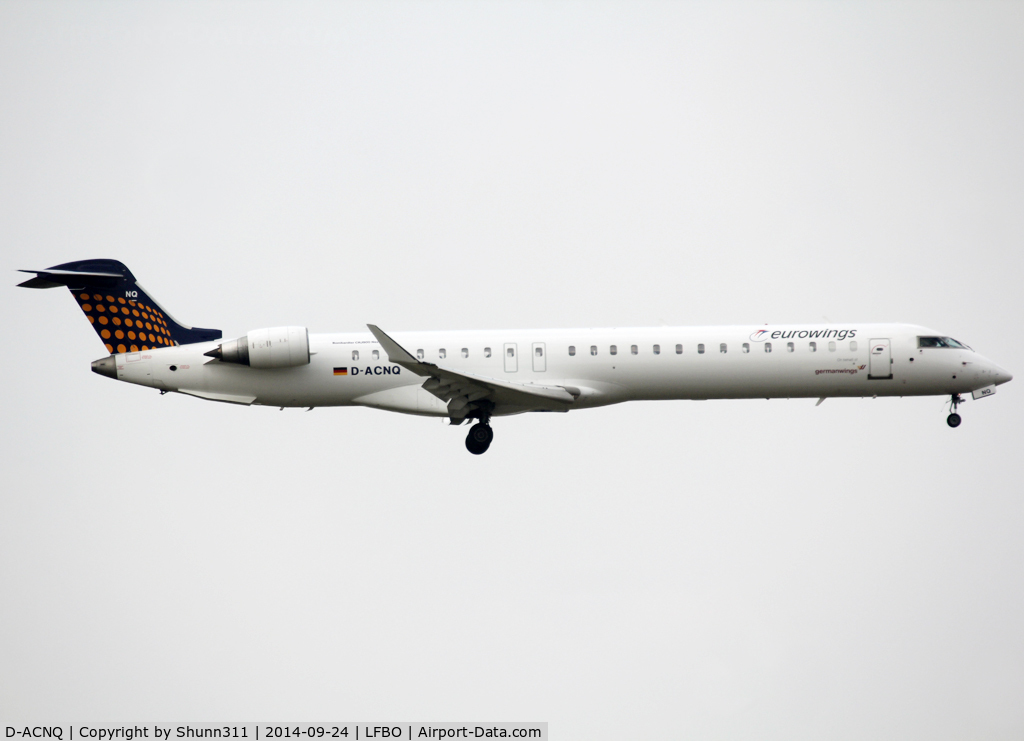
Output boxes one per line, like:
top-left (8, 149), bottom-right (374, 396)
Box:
top-left (465, 423), bottom-right (494, 455)
top-left (463, 404), bottom-right (495, 455)
top-left (947, 393), bottom-right (963, 428)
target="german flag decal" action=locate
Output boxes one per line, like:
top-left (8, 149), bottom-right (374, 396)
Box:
top-left (333, 367), bottom-right (348, 376)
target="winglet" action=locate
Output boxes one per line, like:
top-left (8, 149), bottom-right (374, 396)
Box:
top-left (367, 324), bottom-right (427, 371)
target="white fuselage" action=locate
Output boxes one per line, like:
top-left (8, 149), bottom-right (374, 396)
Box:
top-left (110, 323), bottom-right (1012, 415)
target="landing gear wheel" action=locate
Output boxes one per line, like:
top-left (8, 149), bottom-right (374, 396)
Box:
top-left (946, 393), bottom-right (963, 428)
top-left (465, 423), bottom-right (494, 455)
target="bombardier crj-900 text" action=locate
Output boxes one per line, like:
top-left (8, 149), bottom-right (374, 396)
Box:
top-left (20, 260), bottom-right (1013, 454)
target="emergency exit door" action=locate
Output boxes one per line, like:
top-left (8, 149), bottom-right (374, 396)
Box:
top-left (504, 343), bottom-right (518, 373)
top-left (869, 338), bottom-right (893, 379)
top-left (532, 342), bottom-right (546, 372)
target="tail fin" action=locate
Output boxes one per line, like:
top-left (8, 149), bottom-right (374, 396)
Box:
top-left (18, 259), bottom-right (221, 353)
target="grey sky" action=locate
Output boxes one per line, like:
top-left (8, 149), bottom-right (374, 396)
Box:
top-left (2, 2), bottom-right (1023, 738)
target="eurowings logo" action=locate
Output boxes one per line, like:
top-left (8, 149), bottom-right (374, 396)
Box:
top-left (750, 327), bottom-right (859, 342)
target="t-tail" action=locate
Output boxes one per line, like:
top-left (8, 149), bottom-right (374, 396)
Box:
top-left (18, 259), bottom-right (221, 353)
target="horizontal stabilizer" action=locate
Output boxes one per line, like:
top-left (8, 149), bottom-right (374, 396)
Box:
top-left (17, 276), bottom-right (64, 289)
top-left (18, 268), bottom-right (124, 289)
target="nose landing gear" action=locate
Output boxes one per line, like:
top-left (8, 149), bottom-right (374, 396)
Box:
top-left (465, 422), bottom-right (494, 455)
top-left (947, 393), bottom-right (963, 428)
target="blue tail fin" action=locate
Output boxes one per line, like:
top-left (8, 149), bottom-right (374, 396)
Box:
top-left (18, 259), bottom-right (221, 353)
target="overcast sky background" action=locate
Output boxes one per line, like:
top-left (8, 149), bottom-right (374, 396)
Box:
top-left (2, 2), bottom-right (1023, 738)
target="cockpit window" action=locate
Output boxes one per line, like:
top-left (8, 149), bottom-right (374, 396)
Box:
top-left (918, 336), bottom-right (971, 350)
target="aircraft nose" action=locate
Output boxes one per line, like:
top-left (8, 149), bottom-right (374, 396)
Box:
top-left (994, 366), bottom-right (1013, 385)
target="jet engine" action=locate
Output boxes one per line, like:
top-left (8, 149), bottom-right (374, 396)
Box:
top-left (204, 326), bottom-right (310, 368)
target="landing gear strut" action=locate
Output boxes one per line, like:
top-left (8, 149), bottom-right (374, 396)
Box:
top-left (465, 422), bottom-right (493, 455)
top-left (947, 394), bottom-right (963, 428)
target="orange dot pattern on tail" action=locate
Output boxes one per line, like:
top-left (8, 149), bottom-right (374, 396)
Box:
top-left (74, 294), bottom-right (174, 353)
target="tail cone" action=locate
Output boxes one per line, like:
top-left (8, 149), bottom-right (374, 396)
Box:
top-left (91, 356), bottom-right (117, 379)
top-left (204, 337), bottom-right (250, 365)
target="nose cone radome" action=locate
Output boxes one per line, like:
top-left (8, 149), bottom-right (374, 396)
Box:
top-left (91, 355), bottom-right (117, 379)
top-left (995, 366), bottom-right (1013, 386)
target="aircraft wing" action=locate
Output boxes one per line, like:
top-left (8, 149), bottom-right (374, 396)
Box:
top-left (367, 324), bottom-right (578, 422)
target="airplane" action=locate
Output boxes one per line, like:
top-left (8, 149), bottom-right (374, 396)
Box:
top-left (19, 259), bottom-right (1013, 454)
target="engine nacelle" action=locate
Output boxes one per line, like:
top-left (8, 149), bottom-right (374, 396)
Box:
top-left (204, 326), bottom-right (310, 368)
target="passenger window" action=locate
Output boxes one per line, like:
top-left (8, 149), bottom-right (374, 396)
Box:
top-left (829, 341), bottom-right (836, 352)
top-left (506, 347), bottom-right (514, 357)
top-left (765, 342), bottom-right (772, 353)
top-left (850, 341), bottom-right (857, 351)
top-left (809, 342), bottom-right (816, 352)
top-left (787, 342), bottom-right (794, 352)
top-left (631, 345), bottom-right (638, 355)
top-left (742, 343), bottom-right (750, 353)
top-left (484, 347), bottom-right (491, 358)
top-left (461, 348), bottom-right (468, 358)
top-left (439, 348), bottom-right (446, 359)
top-left (610, 345), bottom-right (617, 355)
top-left (591, 346), bottom-right (598, 356)
top-left (698, 344), bottom-right (705, 354)
top-left (352, 350), bottom-right (359, 361)
top-left (720, 343), bottom-right (727, 354)
top-left (569, 345), bottom-right (576, 356)
top-left (417, 349), bottom-right (424, 360)
top-left (675, 344), bottom-right (683, 354)
top-left (653, 344), bottom-right (660, 355)
top-left (372, 349), bottom-right (379, 360)
top-left (535, 346), bottom-right (543, 357)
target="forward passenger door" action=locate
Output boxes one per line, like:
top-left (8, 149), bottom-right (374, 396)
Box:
top-left (869, 338), bottom-right (893, 379)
